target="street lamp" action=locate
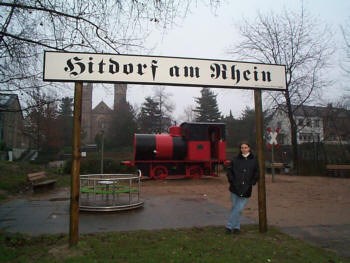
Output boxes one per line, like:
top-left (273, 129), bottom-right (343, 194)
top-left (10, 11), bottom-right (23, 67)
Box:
top-left (100, 123), bottom-right (105, 174)
top-left (154, 113), bottom-right (161, 134)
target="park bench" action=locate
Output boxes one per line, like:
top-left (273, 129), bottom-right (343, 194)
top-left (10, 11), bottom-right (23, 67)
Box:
top-left (266, 162), bottom-right (285, 174)
top-left (27, 171), bottom-right (56, 192)
top-left (325, 164), bottom-right (350, 178)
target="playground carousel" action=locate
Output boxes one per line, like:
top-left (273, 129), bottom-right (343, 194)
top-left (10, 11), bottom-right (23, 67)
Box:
top-left (79, 171), bottom-right (144, 212)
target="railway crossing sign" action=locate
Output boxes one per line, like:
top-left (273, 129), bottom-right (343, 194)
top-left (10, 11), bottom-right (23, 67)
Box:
top-left (267, 127), bottom-right (280, 183)
top-left (267, 127), bottom-right (280, 149)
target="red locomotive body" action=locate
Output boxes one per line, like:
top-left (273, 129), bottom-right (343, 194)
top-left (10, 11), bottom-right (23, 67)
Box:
top-left (123, 122), bottom-right (226, 179)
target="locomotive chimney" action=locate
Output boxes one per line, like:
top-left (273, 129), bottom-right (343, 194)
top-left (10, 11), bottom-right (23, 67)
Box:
top-left (169, 126), bottom-right (182, 136)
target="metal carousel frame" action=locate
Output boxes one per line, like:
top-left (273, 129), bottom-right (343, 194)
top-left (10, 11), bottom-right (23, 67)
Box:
top-left (79, 171), bottom-right (144, 212)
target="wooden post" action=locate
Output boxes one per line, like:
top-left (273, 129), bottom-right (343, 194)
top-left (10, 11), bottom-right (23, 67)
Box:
top-left (254, 90), bottom-right (267, 233)
top-left (70, 82), bottom-right (83, 246)
top-left (271, 145), bottom-right (275, 182)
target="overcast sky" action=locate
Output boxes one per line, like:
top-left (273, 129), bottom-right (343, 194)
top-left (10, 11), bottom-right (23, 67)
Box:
top-left (93, 0), bottom-right (350, 121)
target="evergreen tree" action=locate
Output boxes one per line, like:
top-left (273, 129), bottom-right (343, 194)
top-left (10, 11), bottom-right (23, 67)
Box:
top-left (194, 88), bottom-right (221, 122)
top-left (223, 107), bottom-right (257, 149)
top-left (58, 97), bottom-right (73, 117)
top-left (58, 97), bottom-right (73, 148)
top-left (238, 107), bottom-right (257, 148)
top-left (223, 110), bottom-right (237, 148)
top-left (109, 102), bottom-right (138, 148)
top-left (138, 96), bottom-right (161, 133)
top-left (41, 100), bottom-right (62, 153)
top-left (25, 89), bottom-right (62, 153)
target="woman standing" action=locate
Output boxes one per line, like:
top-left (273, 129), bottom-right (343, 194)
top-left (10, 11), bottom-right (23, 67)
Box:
top-left (226, 142), bottom-right (259, 234)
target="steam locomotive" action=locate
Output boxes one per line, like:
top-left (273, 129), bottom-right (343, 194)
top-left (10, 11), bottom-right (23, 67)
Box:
top-left (123, 122), bottom-right (227, 179)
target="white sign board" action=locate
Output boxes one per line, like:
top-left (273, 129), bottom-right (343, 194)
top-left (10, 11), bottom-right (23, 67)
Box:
top-left (43, 51), bottom-right (286, 90)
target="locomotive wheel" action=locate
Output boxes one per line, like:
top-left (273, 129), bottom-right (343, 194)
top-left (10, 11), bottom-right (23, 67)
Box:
top-left (152, 166), bottom-right (168, 180)
top-left (188, 165), bottom-right (204, 179)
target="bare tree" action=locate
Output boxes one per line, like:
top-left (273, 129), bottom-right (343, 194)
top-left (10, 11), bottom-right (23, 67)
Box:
top-left (340, 16), bottom-right (350, 109)
top-left (0, 0), bottom-right (220, 95)
top-left (175, 105), bottom-right (193, 124)
top-left (183, 105), bottom-right (194, 122)
top-left (153, 87), bottom-right (174, 133)
top-left (341, 16), bottom-right (350, 75)
top-left (24, 88), bottom-right (61, 151)
top-left (229, 6), bottom-right (334, 173)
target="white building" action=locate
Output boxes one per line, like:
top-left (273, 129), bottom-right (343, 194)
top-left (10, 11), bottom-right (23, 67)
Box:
top-left (268, 104), bottom-right (350, 145)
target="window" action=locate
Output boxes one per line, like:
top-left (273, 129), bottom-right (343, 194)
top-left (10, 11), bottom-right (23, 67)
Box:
top-left (299, 133), bottom-right (313, 142)
top-left (196, 144), bottom-right (204, 150)
top-left (306, 119), bottom-right (311, 127)
top-left (314, 119), bottom-right (320, 127)
top-left (82, 118), bottom-right (87, 129)
top-left (314, 133), bottom-right (320, 142)
top-left (98, 118), bottom-right (105, 130)
top-left (328, 134), bottom-right (335, 140)
top-left (277, 133), bottom-right (285, 145)
top-left (298, 118), bottom-right (303, 126)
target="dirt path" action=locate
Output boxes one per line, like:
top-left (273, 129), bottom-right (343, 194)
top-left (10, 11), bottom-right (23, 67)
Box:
top-left (141, 174), bottom-right (350, 227)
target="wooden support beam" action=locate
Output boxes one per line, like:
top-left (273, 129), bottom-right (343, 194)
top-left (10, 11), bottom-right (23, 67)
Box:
top-left (70, 82), bottom-right (83, 246)
top-left (254, 89), bottom-right (267, 233)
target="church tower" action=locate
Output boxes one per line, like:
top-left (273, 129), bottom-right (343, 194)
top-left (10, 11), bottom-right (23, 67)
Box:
top-left (114, 83), bottom-right (127, 110)
top-left (82, 83), bottom-right (93, 144)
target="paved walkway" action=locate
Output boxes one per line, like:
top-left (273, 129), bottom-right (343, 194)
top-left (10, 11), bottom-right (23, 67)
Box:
top-left (0, 188), bottom-right (254, 235)
top-left (0, 189), bottom-right (349, 258)
top-left (279, 224), bottom-right (350, 258)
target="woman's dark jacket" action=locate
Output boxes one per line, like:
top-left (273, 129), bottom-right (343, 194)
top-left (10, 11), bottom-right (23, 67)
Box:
top-left (226, 153), bottom-right (259, 198)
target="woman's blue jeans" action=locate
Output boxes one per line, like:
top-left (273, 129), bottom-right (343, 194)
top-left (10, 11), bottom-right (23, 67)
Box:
top-left (226, 192), bottom-right (249, 230)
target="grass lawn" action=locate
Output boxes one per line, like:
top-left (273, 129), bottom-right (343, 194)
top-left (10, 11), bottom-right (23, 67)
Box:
top-left (0, 161), bottom-right (72, 201)
top-left (1, 225), bottom-right (349, 263)
top-left (0, 157), bottom-right (135, 202)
